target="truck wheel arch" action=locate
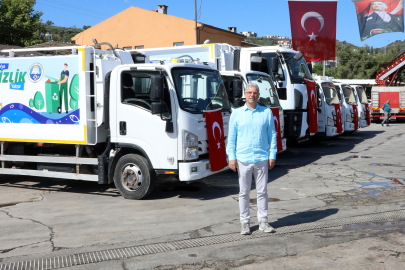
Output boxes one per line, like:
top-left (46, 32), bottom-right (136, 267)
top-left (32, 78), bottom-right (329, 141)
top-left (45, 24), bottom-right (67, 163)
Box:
top-left (108, 144), bottom-right (153, 183)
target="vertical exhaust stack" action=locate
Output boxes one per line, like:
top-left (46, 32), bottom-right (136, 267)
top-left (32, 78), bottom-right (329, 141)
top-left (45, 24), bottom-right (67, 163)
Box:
top-left (158, 5), bottom-right (168, 14)
top-left (228, 27), bottom-right (237, 33)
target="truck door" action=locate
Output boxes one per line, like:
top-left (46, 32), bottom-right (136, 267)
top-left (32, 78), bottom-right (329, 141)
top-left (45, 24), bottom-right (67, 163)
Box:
top-left (116, 69), bottom-right (177, 170)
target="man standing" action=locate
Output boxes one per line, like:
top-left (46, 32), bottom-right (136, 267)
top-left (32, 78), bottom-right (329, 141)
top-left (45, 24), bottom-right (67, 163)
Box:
top-left (226, 83), bottom-right (277, 235)
top-left (381, 99), bottom-right (391, 126)
top-left (57, 63), bottom-right (69, 114)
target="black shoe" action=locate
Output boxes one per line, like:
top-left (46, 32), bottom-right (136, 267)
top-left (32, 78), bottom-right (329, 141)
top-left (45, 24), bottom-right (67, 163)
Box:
top-left (381, 123), bottom-right (384, 126)
top-left (66, 111), bottom-right (68, 114)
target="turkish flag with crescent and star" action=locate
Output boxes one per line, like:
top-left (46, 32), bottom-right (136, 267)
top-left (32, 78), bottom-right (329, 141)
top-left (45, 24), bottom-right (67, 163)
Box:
top-left (288, 0), bottom-right (337, 62)
top-left (305, 79), bottom-right (318, 135)
top-left (204, 109), bottom-right (228, 172)
top-left (353, 104), bottom-right (359, 130)
top-left (365, 103), bottom-right (371, 125)
top-left (270, 107), bottom-right (283, 153)
top-left (334, 104), bottom-right (343, 134)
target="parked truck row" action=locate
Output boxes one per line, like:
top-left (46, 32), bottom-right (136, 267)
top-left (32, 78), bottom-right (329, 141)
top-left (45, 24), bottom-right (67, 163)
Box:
top-left (0, 42), bottom-right (370, 200)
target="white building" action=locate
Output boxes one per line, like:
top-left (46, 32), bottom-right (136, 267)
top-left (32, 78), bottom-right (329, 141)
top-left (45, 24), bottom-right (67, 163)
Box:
top-left (277, 40), bottom-right (292, 49)
top-left (263, 35), bottom-right (278, 39)
top-left (240, 31), bottom-right (257, 37)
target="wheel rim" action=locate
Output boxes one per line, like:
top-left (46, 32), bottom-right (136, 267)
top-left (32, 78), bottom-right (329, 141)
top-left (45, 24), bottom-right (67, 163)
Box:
top-left (121, 163), bottom-right (143, 192)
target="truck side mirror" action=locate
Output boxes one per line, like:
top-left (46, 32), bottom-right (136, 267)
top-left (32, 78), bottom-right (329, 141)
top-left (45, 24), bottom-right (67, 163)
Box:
top-left (307, 62), bottom-right (313, 74)
top-left (233, 79), bottom-right (243, 98)
top-left (151, 102), bottom-right (164, 115)
top-left (294, 51), bottom-right (303, 61)
top-left (150, 76), bottom-right (164, 101)
top-left (271, 58), bottom-right (279, 73)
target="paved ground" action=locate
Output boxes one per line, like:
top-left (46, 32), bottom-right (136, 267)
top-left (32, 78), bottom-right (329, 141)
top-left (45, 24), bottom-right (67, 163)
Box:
top-left (0, 122), bottom-right (404, 269)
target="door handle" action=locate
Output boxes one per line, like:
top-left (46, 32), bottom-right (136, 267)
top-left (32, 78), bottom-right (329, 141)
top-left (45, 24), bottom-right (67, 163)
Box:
top-left (120, 121), bottom-right (126, 135)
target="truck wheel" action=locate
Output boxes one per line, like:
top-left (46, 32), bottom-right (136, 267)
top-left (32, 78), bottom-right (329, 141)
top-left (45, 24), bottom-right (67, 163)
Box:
top-left (113, 154), bottom-right (156, 200)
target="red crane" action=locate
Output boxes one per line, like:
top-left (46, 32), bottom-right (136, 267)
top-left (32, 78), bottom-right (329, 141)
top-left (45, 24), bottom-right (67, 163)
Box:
top-left (375, 51), bottom-right (405, 86)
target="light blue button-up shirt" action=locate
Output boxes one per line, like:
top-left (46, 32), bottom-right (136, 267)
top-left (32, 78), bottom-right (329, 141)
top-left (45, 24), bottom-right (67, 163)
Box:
top-left (226, 104), bottom-right (277, 163)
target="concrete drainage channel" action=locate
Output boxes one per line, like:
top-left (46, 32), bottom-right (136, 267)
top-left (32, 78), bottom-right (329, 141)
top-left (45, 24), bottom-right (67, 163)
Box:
top-left (2, 210), bottom-right (405, 270)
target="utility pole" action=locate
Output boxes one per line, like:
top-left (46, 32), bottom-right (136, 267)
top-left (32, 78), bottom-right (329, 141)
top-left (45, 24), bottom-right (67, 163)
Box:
top-left (195, 0), bottom-right (198, 45)
top-left (323, 60), bottom-right (326, 76)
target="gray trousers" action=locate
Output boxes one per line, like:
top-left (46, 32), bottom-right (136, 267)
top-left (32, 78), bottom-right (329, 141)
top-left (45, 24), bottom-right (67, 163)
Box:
top-left (237, 160), bottom-right (269, 223)
top-left (382, 111), bottom-right (390, 125)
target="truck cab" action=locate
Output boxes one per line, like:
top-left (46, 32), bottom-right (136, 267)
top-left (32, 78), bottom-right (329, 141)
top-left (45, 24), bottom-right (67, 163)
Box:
top-left (334, 83), bottom-right (358, 133)
top-left (220, 70), bottom-right (287, 152)
top-left (351, 85), bottom-right (369, 128)
top-left (313, 75), bottom-right (343, 137)
top-left (237, 46), bottom-right (315, 143)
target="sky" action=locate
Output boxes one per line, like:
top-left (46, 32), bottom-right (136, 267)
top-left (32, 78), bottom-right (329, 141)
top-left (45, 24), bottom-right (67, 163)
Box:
top-left (34, 0), bottom-right (405, 49)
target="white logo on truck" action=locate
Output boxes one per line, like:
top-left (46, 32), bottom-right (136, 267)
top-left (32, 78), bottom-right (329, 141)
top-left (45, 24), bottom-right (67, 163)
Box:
top-left (28, 63), bottom-right (44, 83)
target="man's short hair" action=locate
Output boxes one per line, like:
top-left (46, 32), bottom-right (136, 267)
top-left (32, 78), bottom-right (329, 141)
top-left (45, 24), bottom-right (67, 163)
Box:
top-left (245, 83), bottom-right (260, 93)
top-left (64, 63), bottom-right (68, 66)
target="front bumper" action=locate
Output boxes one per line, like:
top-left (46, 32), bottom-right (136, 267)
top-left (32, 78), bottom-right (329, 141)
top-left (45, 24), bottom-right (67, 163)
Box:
top-left (344, 122), bottom-right (355, 132)
top-left (179, 159), bottom-right (228, 181)
top-left (359, 119), bottom-right (368, 128)
top-left (326, 125), bottom-right (340, 137)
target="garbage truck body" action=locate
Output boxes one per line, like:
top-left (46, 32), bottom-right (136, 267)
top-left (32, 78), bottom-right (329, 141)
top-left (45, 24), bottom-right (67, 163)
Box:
top-left (0, 45), bottom-right (231, 199)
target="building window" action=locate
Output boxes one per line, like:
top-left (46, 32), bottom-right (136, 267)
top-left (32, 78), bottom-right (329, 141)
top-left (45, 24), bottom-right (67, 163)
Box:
top-left (135, 45), bottom-right (144, 49)
top-left (123, 46), bottom-right (132, 50)
top-left (174, 42), bottom-right (184, 47)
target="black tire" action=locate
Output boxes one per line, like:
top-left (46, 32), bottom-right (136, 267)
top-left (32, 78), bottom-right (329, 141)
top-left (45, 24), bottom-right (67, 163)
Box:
top-left (113, 154), bottom-right (156, 200)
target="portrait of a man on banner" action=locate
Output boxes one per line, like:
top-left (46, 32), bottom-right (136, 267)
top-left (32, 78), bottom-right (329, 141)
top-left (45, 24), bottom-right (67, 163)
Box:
top-left (352, 0), bottom-right (404, 41)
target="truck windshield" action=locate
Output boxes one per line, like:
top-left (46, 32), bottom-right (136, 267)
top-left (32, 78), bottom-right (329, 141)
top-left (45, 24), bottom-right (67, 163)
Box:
top-left (321, 82), bottom-right (340, 105)
top-left (171, 68), bottom-right (231, 113)
top-left (334, 84), bottom-right (343, 105)
top-left (355, 86), bottom-right (367, 104)
top-left (283, 53), bottom-right (313, 84)
top-left (246, 74), bottom-right (280, 107)
top-left (342, 85), bottom-right (357, 105)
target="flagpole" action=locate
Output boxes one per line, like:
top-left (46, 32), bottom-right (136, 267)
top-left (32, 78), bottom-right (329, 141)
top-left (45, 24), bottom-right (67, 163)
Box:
top-left (323, 61), bottom-right (326, 76)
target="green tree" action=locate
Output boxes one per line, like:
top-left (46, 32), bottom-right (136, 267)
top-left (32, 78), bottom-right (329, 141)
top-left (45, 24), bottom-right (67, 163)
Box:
top-left (83, 25), bottom-right (91, 30)
top-left (312, 63), bottom-right (323, 75)
top-left (0, 0), bottom-right (45, 46)
top-left (45, 20), bottom-right (54, 26)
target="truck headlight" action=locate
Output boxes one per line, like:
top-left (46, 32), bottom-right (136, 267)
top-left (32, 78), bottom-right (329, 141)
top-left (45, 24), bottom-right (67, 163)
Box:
top-left (327, 117), bottom-right (334, 126)
top-left (183, 130), bottom-right (199, 160)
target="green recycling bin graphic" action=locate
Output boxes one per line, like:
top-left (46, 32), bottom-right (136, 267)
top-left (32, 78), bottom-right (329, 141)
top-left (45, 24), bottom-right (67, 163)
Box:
top-left (45, 79), bottom-right (60, 114)
top-left (69, 74), bottom-right (79, 108)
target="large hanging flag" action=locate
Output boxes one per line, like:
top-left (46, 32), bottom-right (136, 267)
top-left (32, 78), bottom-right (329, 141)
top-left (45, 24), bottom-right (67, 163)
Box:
top-left (288, 0), bottom-right (338, 62)
top-left (352, 0), bottom-right (404, 41)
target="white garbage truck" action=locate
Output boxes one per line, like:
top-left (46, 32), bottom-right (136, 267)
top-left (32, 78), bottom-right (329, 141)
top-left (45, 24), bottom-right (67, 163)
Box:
top-left (313, 75), bottom-right (343, 137)
top-left (0, 44), bottom-right (232, 199)
top-left (351, 85), bottom-right (370, 128)
top-left (235, 46), bottom-right (318, 143)
top-left (133, 43), bottom-right (287, 152)
top-left (333, 83), bottom-right (358, 133)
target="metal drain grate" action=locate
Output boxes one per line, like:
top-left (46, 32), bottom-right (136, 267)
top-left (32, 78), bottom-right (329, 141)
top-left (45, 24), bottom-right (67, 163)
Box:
top-left (2, 209), bottom-right (405, 270)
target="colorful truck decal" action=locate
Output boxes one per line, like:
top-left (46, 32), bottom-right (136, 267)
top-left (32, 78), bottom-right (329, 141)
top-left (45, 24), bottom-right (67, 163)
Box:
top-left (0, 57), bottom-right (80, 125)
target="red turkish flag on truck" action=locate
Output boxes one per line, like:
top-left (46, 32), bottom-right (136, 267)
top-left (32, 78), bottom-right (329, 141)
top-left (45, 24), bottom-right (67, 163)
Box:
top-left (353, 105), bottom-right (359, 130)
top-left (334, 104), bottom-right (343, 133)
top-left (305, 79), bottom-right (318, 135)
top-left (270, 107), bottom-right (283, 153)
top-left (288, 0), bottom-right (338, 61)
top-left (204, 109), bottom-right (228, 172)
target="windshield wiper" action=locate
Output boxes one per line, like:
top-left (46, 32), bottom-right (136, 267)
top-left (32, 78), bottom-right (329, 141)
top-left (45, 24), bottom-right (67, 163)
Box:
top-left (205, 83), bottom-right (227, 111)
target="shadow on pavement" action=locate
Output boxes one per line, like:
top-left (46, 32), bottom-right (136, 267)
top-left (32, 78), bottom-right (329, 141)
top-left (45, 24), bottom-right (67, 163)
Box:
top-left (269, 208), bottom-right (339, 228)
top-left (0, 128), bottom-right (393, 201)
